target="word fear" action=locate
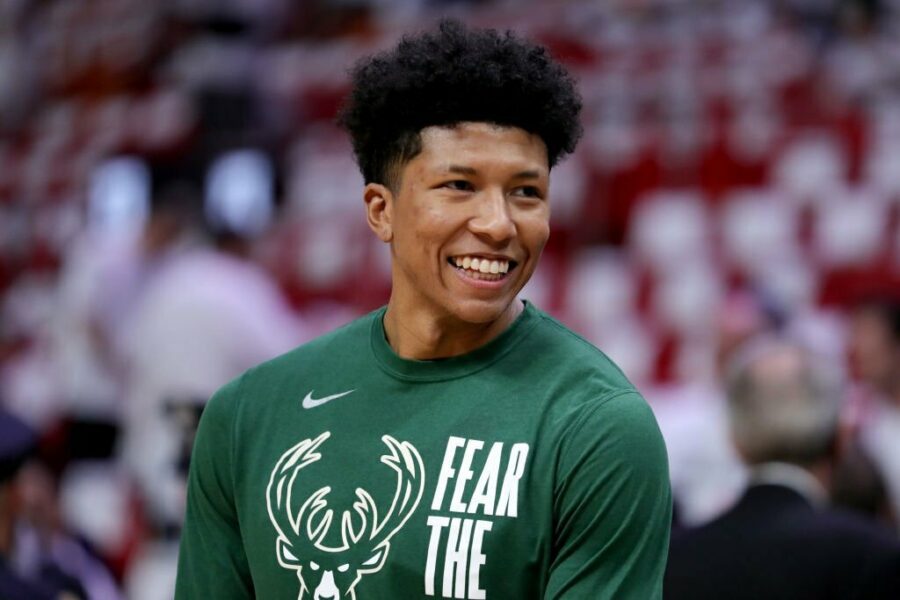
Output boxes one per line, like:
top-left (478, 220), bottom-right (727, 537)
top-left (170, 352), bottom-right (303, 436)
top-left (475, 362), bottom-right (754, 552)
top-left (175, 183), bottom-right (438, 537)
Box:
top-left (431, 436), bottom-right (529, 516)
top-left (425, 437), bottom-right (530, 598)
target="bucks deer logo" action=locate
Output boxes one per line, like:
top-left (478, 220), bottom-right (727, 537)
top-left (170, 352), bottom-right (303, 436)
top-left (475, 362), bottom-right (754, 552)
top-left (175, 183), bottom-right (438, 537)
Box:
top-left (265, 432), bottom-right (424, 599)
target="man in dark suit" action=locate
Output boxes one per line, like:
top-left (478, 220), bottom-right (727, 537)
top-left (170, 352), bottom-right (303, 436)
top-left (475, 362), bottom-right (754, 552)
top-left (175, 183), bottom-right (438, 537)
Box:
top-left (665, 337), bottom-right (900, 600)
top-left (0, 407), bottom-right (92, 600)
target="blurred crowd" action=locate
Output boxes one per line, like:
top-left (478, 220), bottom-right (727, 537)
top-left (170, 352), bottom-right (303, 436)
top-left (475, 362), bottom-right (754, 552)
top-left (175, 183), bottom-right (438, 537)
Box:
top-left (1, 0), bottom-right (900, 598)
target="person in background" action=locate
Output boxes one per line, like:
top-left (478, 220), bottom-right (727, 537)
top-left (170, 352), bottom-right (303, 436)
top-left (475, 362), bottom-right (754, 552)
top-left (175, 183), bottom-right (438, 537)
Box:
top-left (0, 407), bottom-right (102, 600)
top-left (120, 177), bottom-right (306, 600)
top-left (665, 336), bottom-right (900, 599)
top-left (846, 296), bottom-right (900, 530)
top-left (0, 408), bottom-right (66, 600)
top-left (651, 290), bottom-right (780, 529)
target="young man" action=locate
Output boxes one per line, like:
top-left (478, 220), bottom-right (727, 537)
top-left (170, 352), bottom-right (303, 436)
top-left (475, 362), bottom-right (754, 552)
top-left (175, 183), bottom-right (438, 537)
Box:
top-left (175, 21), bottom-right (671, 599)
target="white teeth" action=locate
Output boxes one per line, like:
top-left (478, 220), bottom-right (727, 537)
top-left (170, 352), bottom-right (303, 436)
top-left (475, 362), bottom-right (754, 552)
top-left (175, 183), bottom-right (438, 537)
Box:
top-left (452, 256), bottom-right (512, 276)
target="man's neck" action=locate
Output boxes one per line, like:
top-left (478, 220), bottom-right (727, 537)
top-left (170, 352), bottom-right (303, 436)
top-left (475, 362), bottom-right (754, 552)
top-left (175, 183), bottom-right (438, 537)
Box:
top-left (383, 299), bottom-right (523, 360)
top-left (749, 461), bottom-right (830, 507)
top-left (869, 377), bottom-right (900, 408)
top-left (889, 380), bottom-right (900, 408)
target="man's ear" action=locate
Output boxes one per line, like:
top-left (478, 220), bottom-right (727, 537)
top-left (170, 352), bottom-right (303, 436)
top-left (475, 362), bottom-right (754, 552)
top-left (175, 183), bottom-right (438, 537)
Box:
top-left (364, 183), bottom-right (394, 243)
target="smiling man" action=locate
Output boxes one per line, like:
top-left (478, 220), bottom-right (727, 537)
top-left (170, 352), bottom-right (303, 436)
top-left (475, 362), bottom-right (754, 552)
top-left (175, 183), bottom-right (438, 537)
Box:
top-left (176, 20), bottom-right (671, 599)
top-left (366, 122), bottom-right (550, 359)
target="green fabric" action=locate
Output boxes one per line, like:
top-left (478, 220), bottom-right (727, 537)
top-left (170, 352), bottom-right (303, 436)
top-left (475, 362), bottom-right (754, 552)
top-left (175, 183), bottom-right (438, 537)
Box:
top-left (176, 302), bottom-right (671, 599)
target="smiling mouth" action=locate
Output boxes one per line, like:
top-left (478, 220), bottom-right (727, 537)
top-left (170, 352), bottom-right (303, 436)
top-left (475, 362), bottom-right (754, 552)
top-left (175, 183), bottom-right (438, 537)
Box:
top-left (448, 255), bottom-right (517, 281)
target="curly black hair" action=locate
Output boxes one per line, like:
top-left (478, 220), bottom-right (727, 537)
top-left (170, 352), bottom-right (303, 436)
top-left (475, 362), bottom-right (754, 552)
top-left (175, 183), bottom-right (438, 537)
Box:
top-left (337, 19), bottom-right (583, 188)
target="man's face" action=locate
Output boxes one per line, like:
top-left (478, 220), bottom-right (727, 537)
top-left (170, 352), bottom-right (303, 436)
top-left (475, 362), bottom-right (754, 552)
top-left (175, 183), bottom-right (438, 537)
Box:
top-left (380, 122), bottom-right (550, 327)
top-left (849, 307), bottom-right (899, 391)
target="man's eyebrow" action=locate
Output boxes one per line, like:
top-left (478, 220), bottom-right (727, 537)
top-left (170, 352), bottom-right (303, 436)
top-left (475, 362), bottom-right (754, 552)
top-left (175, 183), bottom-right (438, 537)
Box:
top-left (511, 169), bottom-right (544, 180)
top-left (444, 165), bottom-right (546, 179)
top-left (446, 165), bottom-right (477, 176)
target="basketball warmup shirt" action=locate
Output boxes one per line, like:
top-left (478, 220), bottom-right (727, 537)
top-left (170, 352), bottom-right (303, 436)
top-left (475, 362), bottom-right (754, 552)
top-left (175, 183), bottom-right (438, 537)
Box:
top-left (175, 302), bottom-right (671, 599)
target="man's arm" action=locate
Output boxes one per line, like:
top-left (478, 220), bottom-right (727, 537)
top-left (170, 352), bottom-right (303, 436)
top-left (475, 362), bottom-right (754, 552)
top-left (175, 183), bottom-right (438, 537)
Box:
top-left (546, 391), bottom-right (672, 599)
top-left (175, 377), bottom-right (253, 598)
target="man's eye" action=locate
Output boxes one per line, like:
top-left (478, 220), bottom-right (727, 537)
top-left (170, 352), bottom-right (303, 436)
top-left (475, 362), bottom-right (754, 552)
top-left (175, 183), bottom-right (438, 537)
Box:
top-left (513, 186), bottom-right (543, 199)
top-left (442, 180), bottom-right (474, 191)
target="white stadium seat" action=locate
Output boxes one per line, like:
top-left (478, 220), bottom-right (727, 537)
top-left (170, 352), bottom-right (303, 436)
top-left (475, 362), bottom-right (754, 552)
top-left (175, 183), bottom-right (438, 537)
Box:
top-left (864, 140), bottom-right (900, 200)
top-left (629, 189), bottom-right (712, 272)
top-left (652, 262), bottom-right (724, 336)
top-left (772, 132), bottom-right (847, 204)
top-left (720, 187), bottom-right (800, 274)
top-left (812, 187), bottom-right (890, 268)
top-left (565, 248), bottom-right (637, 330)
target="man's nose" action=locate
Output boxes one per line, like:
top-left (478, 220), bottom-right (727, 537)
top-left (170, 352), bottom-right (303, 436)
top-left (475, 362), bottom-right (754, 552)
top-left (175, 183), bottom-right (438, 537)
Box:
top-left (469, 188), bottom-right (515, 243)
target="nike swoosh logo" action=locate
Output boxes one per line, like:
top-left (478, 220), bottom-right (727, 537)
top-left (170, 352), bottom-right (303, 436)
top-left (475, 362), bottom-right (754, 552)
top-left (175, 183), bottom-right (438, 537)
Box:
top-left (302, 389), bottom-right (355, 409)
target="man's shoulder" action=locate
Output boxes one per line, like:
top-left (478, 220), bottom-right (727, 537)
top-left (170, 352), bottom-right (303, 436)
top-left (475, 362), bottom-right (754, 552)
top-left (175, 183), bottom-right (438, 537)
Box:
top-left (814, 504), bottom-right (900, 552)
top-left (667, 484), bottom-right (900, 596)
top-left (674, 483), bottom-right (899, 550)
top-left (512, 305), bottom-right (665, 452)
top-left (525, 304), bottom-right (637, 396)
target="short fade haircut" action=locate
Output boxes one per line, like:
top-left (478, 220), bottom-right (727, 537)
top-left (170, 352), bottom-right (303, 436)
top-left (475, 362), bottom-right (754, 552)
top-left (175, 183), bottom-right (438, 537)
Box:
top-left (725, 336), bottom-right (844, 467)
top-left (337, 19), bottom-right (583, 189)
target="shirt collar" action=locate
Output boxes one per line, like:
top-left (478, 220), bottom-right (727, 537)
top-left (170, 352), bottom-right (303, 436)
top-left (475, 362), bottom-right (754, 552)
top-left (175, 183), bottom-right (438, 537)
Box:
top-left (749, 462), bottom-right (828, 508)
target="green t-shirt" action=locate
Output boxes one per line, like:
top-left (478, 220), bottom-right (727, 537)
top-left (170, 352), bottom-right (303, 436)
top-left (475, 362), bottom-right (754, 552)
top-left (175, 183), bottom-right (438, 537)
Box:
top-left (175, 302), bottom-right (671, 599)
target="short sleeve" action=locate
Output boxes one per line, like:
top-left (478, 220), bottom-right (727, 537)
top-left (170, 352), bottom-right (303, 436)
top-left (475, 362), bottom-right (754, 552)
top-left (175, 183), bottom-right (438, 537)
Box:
top-left (175, 377), bottom-right (254, 598)
top-left (546, 392), bottom-right (672, 599)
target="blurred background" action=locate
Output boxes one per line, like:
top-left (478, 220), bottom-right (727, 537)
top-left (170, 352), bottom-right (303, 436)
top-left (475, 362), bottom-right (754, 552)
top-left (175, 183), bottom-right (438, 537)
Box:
top-left (1, 0), bottom-right (899, 598)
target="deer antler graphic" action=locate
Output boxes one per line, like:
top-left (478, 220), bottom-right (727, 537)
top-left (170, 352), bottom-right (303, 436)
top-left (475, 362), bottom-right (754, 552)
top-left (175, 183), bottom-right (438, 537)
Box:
top-left (266, 432), bottom-right (333, 571)
top-left (265, 432), bottom-right (425, 599)
top-left (344, 436), bottom-right (425, 560)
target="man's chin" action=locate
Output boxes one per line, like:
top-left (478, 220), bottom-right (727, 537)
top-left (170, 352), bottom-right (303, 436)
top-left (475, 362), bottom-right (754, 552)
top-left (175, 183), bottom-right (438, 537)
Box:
top-left (448, 297), bottom-right (519, 327)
